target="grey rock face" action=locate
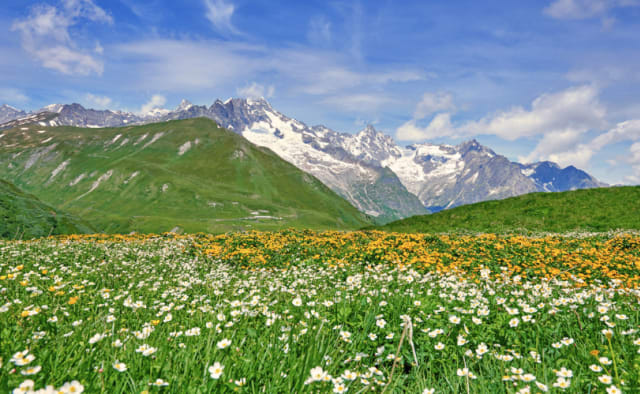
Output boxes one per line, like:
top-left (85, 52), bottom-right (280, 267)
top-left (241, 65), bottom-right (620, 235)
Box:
top-left (519, 161), bottom-right (606, 192)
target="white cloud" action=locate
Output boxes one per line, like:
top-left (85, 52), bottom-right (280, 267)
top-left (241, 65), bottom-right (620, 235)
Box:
top-left (237, 82), bottom-right (275, 99)
top-left (396, 113), bottom-right (457, 141)
top-left (414, 92), bottom-right (455, 119)
top-left (464, 85), bottom-right (606, 141)
top-left (204, 0), bottom-right (239, 34)
top-left (396, 85), bottom-right (615, 170)
top-left (624, 142), bottom-right (640, 183)
top-left (591, 119), bottom-right (640, 149)
top-left (140, 95), bottom-right (166, 114)
top-left (115, 39), bottom-right (427, 103)
top-left (544, 0), bottom-right (639, 20)
top-left (464, 85), bottom-right (606, 165)
top-left (0, 88), bottom-right (29, 103)
top-left (117, 39), bottom-right (264, 91)
top-left (85, 93), bottom-right (112, 108)
top-left (320, 93), bottom-right (392, 113)
top-left (11, 0), bottom-right (112, 75)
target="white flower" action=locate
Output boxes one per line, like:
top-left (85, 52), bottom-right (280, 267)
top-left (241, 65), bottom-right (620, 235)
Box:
top-left (217, 338), bottom-right (231, 349)
top-left (12, 379), bottom-right (35, 394)
top-left (555, 367), bottom-right (573, 378)
top-left (599, 375), bottom-right (612, 384)
top-left (292, 297), bottom-right (302, 307)
top-left (59, 380), bottom-right (84, 393)
top-left (88, 333), bottom-right (105, 344)
top-left (553, 377), bottom-right (571, 389)
top-left (535, 382), bottom-right (549, 392)
top-left (457, 368), bottom-right (469, 377)
top-left (21, 365), bottom-right (41, 375)
top-left (136, 344), bottom-right (157, 356)
top-left (599, 357), bottom-right (613, 366)
top-left (149, 379), bottom-right (169, 386)
top-left (310, 366), bottom-right (327, 382)
top-left (435, 342), bottom-right (445, 350)
top-left (208, 362), bottom-right (224, 379)
top-left (333, 383), bottom-right (348, 393)
top-left (113, 361), bottom-right (127, 372)
top-left (422, 389), bottom-right (435, 394)
top-left (606, 386), bottom-right (621, 394)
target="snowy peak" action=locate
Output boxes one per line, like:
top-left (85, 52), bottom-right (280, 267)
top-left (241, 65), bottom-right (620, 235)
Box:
top-left (345, 125), bottom-right (401, 165)
top-left (176, 99), bottom-right (194, 112)
top-left (0, 104), bottom-right (27, 123)
top-left (456, 139), bottom-right (496, 158)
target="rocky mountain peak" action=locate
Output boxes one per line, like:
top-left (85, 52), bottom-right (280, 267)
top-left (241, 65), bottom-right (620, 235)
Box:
top-left (176, 99), bottom-right (193, 111)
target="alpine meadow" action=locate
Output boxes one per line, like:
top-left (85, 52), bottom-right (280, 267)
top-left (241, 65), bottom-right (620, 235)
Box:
top-left (2, 1), bottom-right (640, 394)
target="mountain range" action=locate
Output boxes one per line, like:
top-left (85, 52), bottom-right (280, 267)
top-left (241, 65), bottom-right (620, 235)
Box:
top-left (0, 99), bottom-right (606, 223)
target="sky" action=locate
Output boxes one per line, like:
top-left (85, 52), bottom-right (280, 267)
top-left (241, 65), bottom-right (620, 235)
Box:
top-left (2, 0), bottom-right (640, 185)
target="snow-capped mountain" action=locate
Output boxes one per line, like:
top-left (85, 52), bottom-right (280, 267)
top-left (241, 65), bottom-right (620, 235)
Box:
top-left (0, 104), bottom-right (26, 124)
top-left (0, 99), bottom-right (606, 221)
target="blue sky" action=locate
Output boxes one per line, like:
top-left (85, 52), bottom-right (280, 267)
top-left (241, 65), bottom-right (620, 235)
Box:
top-left (2, 0), bottom-right (640, 184)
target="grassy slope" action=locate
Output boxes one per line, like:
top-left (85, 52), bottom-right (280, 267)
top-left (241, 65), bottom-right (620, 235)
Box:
top-left (0, 118), bottom-right (371, 233)
top-left (0, 178), bottom-right (93, 239)
top-left (374, 186), bottom-right (640, 233)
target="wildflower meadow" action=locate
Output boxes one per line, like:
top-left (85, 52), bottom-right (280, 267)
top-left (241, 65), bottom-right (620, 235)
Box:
top-left (1, 231), bottom-right (639, 393)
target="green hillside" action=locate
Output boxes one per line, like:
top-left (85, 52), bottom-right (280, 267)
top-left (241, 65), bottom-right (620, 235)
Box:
top-left (0, 118), bottom-right (371, 233)
top-left (0, 178), bottom-right (93, 239)
top-left (374, 186), bottom-right (640, 234)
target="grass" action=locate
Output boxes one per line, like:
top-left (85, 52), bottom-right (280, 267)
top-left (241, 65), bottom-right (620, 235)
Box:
top-left (1, 231), bottom-right (639, 393)
top-left (0, 178), bottom-right (93, 239)
top-left (0, 118), bottom-right (371, 235)
top-left (373, 186), bottom-right (640, 234)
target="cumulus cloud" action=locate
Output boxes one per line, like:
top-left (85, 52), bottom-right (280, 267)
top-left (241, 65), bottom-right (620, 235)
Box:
top-left (204, 0), bottom-right (240, 35)
top-left (466, 85), bottom-right (607, 165)
top-left (237, 82), bottom-right (275, 99)
top-left (395, 91), bottom-right (458, 141)
top-left (11, 0), bottom-right (112, 75)
top-left (85, 93), bottom-right (112, 108)
top-left (591, 119), bottom-right (640, 149)
top-left (396, 85), bottom-right (618, 170)
top-left (414, 92), bottom-right (456, 119)
top-left (464, 85), bottom-right (606, 140)
top-left (140, 95), bottom-right (167, 114)
top-left (543, 0), bottom-right (639, 23)
top-left (396, 113), bottom-right (457, 141)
